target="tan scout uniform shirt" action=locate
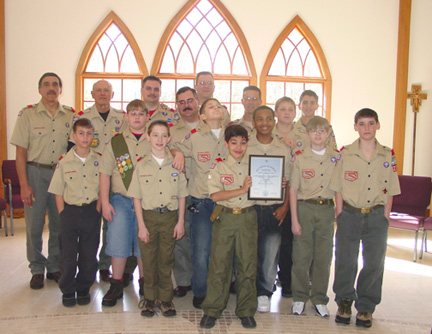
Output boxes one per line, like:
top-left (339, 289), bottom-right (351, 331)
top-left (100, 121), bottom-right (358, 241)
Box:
top-left (230, 117), bottom-right (255, 136)
top-left (99, 128), bottom-right (151, 196)
top-left (48, 148), bottom-right (100, 205)
top-left (330, 139), bottom-right (401, 208)
top-left (10, 101), bottom-right (74, 164)
top-left (74, 105), bottom-right (126, 154)
top-left (208, 155), bottom-right (255, 209)
top-left (173, 123), bottom-right (227, 198)
top-left (290, 146), bottom-right (338, 200)
top-left (127, 150), bottom-right (188, 211)
top-left (147, 103), bottom-right (180, 128)
top-left (246, 135), bottom-right (291, 205)
top-left (287, 121), bottom-right (338, 153)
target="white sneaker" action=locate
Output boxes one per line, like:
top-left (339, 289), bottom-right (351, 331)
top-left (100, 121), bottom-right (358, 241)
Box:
top-left (292, 301), bottom-right (305, 315)
top-left (257, 295), bottom-right (270, 313)
top-left (314, 304), bottom-right (330, 318)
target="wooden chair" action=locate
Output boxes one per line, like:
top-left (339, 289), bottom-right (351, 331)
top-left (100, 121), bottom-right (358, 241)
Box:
top-left (389, 175), bottom-right (432, 261)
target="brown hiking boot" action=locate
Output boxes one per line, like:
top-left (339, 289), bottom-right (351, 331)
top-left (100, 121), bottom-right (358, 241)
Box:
top-left (356, 312), bottom-right (372, 328)
top-left (140, 299), bottom-right (156, 317)
top-left (158, 300), bottom-right (177, 317)
top-left (335, 299), bottom-right (353, 325)
top-left (102, 279), bottom-right (123, 307)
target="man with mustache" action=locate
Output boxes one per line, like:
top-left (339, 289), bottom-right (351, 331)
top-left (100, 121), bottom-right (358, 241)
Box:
top-left (10, 72), bottom-right (74, 289)
top-left (142, 75), bottom-right (180, 128)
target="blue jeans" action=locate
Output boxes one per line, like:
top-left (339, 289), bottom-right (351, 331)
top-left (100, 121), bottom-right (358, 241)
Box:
top-left (189, 197), bottom-right (215, 298)
top-left (255, 204), bottom-right (284, 297)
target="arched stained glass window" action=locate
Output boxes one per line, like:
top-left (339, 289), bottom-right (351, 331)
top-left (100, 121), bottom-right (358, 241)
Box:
top-left (260, 16), bottom-right (332, 121)
top-left (76, 11), bottom-right (148, 112)
top-left (153, 0), bottom-right (257, 120)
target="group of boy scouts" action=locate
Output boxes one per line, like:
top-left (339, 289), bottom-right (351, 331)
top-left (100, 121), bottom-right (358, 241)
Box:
top-left (10, 71), bottom-right (400, 330)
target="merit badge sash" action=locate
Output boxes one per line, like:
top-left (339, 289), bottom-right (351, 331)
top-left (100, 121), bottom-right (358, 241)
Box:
top-left (111, 134), bottom-right (134, 190)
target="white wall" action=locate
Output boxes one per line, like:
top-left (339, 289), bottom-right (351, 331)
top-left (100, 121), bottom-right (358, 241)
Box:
top-left (5, 0), bottom-right (429, 178)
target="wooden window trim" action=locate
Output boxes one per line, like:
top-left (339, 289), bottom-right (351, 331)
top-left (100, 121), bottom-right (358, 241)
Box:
top-left (75, 11), bottom-right (148, 110)
top-left (260, 15), bottom-right (332, 121)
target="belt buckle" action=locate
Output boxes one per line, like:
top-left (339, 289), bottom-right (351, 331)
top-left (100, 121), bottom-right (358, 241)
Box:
top-left (76, 203), bottom-right (83, 207)
top-left (318, 200), bottom-right (324, 205)
top-left (233, 208), bottom-right (242, 214)
top-left (360, 207), bottom-right (370, 214)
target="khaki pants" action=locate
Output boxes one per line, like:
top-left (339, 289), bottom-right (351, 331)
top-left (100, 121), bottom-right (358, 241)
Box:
top-left (202, 209), bottom-right (258, 318)
top-left (138, 210), bottom-right (178, 302)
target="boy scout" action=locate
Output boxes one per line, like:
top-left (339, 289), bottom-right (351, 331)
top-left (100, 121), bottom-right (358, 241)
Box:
top-left (286, 90), bottom-right (337, 151)
top-left (330, 108), bottom-right (400, 328)
top-left (74, 79), bottom-right (126, 282)
top-left (200, 125), bottom-right (258, 330)
top-left (99, 99), bottom-right (151, 307)
top-left (48, 118), bottom-right (101, 307)
top-left (172, 98), bottom-right (227, 309)
top-left (128, 120), bottom-right (188, 317)
top-left (10, 72), bottom-right (74, 289)
top-left (247, 106), bottom-right (291, 313)
top-left (290, 116), bottom-right (338, 318)
top-left (273, 96), bottom-right (296, 298)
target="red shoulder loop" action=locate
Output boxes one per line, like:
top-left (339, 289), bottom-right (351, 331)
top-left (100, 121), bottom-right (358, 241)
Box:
top-left (340, 146), bottom-right (346, 152)
top-left (391, 149), bottom-right (395, 156)
top-left (71, 107), bottom-right (76, 113)
top-left (96, 152), bottom-right (102, 156)
top-left (137, 156), bottom-right (143, 162)
top-left (78, 111), bottom-right (84, 115)
top-left (27, 104), bottom-right (34, 108)
top-left (216, 157), bottom-right (223, 162)
top-left (170, 108), bottom-right (175, 112)
top-left (58, 154), bottom-right (64, 161)
top-left (191, 128), bottom-right (197, 134)
top-left (295, 150), bottom-right (302, 155)
top-left (169, 123), bottom-right (174, 127)
top-left (228, 121), bottom-right (234, 125)
top-left (114, 133), bottom-right (121, 137)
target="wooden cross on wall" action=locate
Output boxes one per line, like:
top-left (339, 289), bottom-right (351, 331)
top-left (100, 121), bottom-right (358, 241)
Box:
top-left (407, 84), bottom-right (427, 175)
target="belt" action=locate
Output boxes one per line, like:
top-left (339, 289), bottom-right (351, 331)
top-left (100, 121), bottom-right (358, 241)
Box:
top-left (222, 206), bottom-right (255, 215)
top-left (300, 198), bottom-right (333, 206)
top-left (66, 201), bottom-right (96, 207)
top-left (343, 202), bottom-right (383, 214)
top-left (27, 161), bottom-right (56, 169)
top-left (152, 206), bottom-right (172, 214)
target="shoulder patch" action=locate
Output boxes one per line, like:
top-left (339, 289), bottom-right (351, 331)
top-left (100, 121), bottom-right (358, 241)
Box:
top-left (63, 105), bottom-right (75, 113)
top-left (78, 110), bottom-right (84, 116)
top-left (191, 128), bottom-right (197, 134)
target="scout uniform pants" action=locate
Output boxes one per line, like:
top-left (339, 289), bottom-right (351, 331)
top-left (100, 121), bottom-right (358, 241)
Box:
top-left (202, 208), bottom-right (258, 318)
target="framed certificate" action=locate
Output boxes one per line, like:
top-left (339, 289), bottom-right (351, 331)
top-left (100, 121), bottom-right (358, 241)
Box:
top-left (248, 155), bottom-right (285, 200)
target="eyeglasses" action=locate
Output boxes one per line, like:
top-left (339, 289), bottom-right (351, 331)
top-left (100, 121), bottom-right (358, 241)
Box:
top-left (244, 96), bottom-right (259, 101)
top-left (310, 129), bottom-right (327, 134)
top-left (197, 81), bottom-right (214, 86)
top-left (178, 98), bottom-right (196, 105)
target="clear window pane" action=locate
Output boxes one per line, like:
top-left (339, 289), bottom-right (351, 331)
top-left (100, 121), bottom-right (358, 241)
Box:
top-left (86, 47), bottom-right (104, 72)
top-left (120, 46), bottom-right (140, 73)
top-left (105, 48), bottom-right (120, 72)
top-left (122, 79), bottom-right (142, 101)
top-left (266, 82), bottom-right (284, 105)
top-left (286, 51), bottom-right (302, 76)
top-left (304, 51), bottom-right (321, 77)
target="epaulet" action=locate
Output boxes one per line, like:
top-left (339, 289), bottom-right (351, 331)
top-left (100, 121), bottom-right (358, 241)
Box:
top-left (339, 146), bottom-right (346, 152)
top-left (169, 123), bottom-right (174, 127)
top-left (25, 104), bottom-right (35, 109)
top-left (222, 104), bottom-right (228, 109)
top-left (62, 105), bottom-right (75, 113)
top-left (58, 154), bottom-right (65, 161)
top-left (137, 156), bottom-right (143, 162)
top-left (96, 152), bottom-right (102, 156)
top-left (160, 103), bottom-right (171, 111)
top-left (228, 120), bottom-right (234, 125)
top-left (191, 128), bottom-right (197, 134)
top-left (216, 157), bottom-right (223, 162)
top-left (78, 110), bottom-right (84, 116)
top-left (391, 148), bottom-right (395, 155)
top-left (295, 150), bottom-right (302, 155)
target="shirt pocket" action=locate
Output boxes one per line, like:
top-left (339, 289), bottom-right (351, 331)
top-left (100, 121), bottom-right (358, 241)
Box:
top-left (31, 125), bottom-right (49, 138)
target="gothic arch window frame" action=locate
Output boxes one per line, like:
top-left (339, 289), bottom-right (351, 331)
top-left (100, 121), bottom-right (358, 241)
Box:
top-left (260, 15), bottom-right (332, 121)
top-left (151, 0), bottom-right (257, 116)
top-left (75, 11), bottom-right (149, 111)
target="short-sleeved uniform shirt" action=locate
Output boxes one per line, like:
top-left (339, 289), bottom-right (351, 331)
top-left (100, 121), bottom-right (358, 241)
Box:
top-left (173, 123), bottom-right (227, 198)
top-left (246, 135), bottom-right (291, 205)
top-left (208, 155), bottom-right (255, 209)
top-left (147, 103), bottom-right (180, 128)
top-left (290, 146), bottom-right (338, 200)
top-left (74, 105), bottom-right (126, 154)
top-left (127, 149), bottom-right (188, 211)
top-left (329, 139), bottom-right (401, 208)
top-left (230, 116), bottom-right (255, 136)
top-left (48, 148), bottom-right (101, 205)
top-left (287, 121), bottom-right (338, 153)
top-left (99, 127), bottom-right (151, 196)
top-left (10, 100), bottom-right (74, 164)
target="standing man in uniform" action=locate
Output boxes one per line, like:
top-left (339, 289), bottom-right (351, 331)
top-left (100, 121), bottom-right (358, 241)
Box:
top-left (74, 79), bottom-right (126, 282)
top-left (142, 75), bottom-right (180, 127)
top-left (10, 72), bottom-right (74, 289)
top-left (231, 86), bottom-right (262, 135)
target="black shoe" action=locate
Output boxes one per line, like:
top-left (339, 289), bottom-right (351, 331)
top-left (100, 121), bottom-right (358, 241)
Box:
top-left (122, 273), bottom-right (133, 288)
top-left (46, 271), bottom-right (61, 283)
top-left (77, 290), bottom-right (91, 305)
top-left (30, 274), bottom-right (44, 290)
top-left (356, 312), bottom-right (372, 328)
top-left (281, 286), bottom-right (292, 298)
top-left (240, 316), bottom-right (257, 329)
top-left (102, 279), bottom-right (123, 307)
top-left (138, 278), bottom-right (144, 296)
top-left (99, 269), bottom-right (111, 282)
top-left (173, 285), bottom-right (191, 297)
top-left (193, 296), bottom-right (204, 309)
top-left (200, 315), bottom-right (216, 329)
top-left (62, 293), bottom-right (76, 307)
top-left (140, 299), bottom-right (156, 317)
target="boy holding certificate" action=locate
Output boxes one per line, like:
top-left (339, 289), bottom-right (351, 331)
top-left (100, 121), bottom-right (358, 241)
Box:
top-left (200, 124), bottom-right (257, 330)
top-left (246, 106), bottom-right (291, 313)
top-left (289, 116), bottom-right (338, 318)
